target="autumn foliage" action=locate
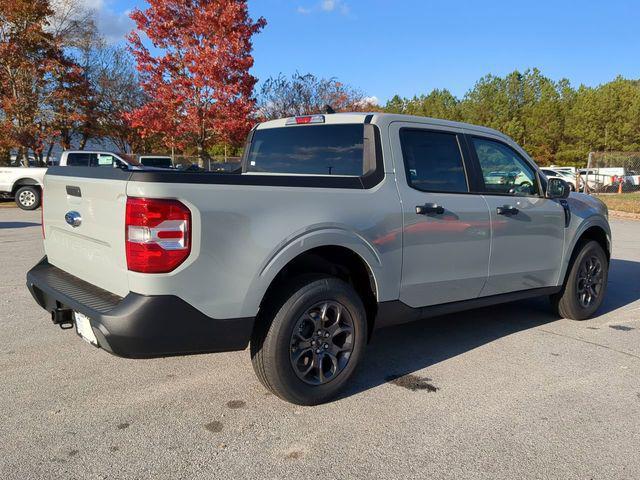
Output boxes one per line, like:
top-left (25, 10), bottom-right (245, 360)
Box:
top-left (0, 0), bottom-right (85, 164)
top-left (126, 0), bottom-right (266, 159)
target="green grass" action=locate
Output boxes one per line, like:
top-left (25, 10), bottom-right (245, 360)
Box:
top-left (595, 193), bottom-right (640, 214)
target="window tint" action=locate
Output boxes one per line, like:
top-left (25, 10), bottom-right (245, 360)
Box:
top-left (472, 138), bottom-right (539, 196)
top-left (66, 153), bottom-right (92, 166)
top-left (141, 157), bottom-right (173, 168)
top-left (247, 124), bottom-right (364, 176)
top-left (399, 129), bottom-right (468, 193)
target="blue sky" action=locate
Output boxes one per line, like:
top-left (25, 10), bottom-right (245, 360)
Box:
top-left (97, 0), bottom-right (639, 103)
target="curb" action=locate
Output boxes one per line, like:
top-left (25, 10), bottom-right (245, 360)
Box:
top-left (609, 210), bottom-right (640, 220)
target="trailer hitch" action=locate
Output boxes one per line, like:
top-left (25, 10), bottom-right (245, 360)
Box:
top-left (51, 308), bottom-right (74, 330)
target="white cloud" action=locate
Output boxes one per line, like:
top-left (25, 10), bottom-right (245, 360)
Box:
top-left (71, 0), bottom-right (134, 43)
top-left (359, 96), bottom-right (380, 106)
top-left (321, 0), bottom-right (336, 10)
top-left (95, 8), bottom-right (135, 44)
top-left (297, 0), bottom-right (350, 15)
top-left (78, 0), bottom-right (105, 9)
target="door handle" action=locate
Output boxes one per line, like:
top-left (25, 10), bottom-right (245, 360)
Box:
top-left (496, 205), bottom-right (519, 215)
top-left (416, 203), bottom-right (445, 215)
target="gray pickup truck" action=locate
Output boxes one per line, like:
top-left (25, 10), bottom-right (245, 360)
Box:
top-left (27, 113), bottom-right (610, 405)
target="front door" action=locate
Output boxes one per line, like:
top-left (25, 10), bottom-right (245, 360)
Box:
top-left (390, 123), bottom-right (491, 308)
top-left (468, 135), bottom-right (565, 296)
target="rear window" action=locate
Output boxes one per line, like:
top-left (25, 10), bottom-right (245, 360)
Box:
top-left (66, 153), bottom-right (92, 166)
top-left (141, 157), bottom-right (173, 168)
top-left (246, 124), bottom-right (365, 176)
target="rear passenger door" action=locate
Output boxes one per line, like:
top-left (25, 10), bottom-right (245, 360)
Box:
top-left (390, 123), bottom-right (491, 308)
top-left (467, 135), bottom-right (565, 296)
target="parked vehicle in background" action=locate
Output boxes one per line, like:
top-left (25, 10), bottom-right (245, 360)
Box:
top-left (0, 165), bottom-right (48, 210)
top-left (550, 166), bottom-right (576, 175)
top-left (625, 171), bottom-right (640, 186)
top-left (579, 167), bottom-right (637, 192)
top-left (1, 150), bottom-right (132, 209)
top-left (540, 168), bottom-right (578, 191)
top-left (27, 113), bottom-right (611, 405)
top-left (59, 151), bottom-right (131, 168)
top-left (209, 161), bottom-right (241, 173)
top-left (138, 155), bottom-right (174, 169)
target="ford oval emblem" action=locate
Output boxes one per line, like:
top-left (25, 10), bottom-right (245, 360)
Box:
top-left (64, 211), bottom-right (82, 228)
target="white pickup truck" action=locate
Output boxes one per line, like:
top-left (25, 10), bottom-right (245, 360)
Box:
top-left (1, 151), bottom-right (129, 209)
top-left (26, 113), bottom-right (611, 405)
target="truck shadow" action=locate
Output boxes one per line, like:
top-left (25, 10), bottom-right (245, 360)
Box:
top-left (600, 259), bottom-right (640, 314)
top-left (0, 221), bottom-right (41, 229)
top-left (344, 258), bottom-right (640, 400)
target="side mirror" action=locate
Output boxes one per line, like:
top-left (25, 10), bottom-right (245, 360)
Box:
top-left (546, 177), bottom-right (570, 199)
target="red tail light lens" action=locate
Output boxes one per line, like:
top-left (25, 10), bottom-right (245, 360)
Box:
top-left (125, 197), bottom-right (191, 273)
top-left (285, 115), bottom-right (325, 125)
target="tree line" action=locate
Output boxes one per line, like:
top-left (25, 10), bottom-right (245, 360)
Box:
top-left (1, 1), bottom-right (638, 167)
top-left (383, 69), bottom-right (640, 166)
top-left (0, 0), bottom-right (148, 164)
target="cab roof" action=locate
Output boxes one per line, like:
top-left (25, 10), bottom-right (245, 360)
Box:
top-left (257, 112), bottom-right (511, 142)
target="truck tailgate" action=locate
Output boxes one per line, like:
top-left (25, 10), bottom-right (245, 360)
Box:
top-left (43, 170), bottom-right (129, 297)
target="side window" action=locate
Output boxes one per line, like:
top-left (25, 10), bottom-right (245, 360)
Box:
top-left (472, 138), bottom-right (539, 196)
top-left (95, 154), bottom-right (116, 167)
top-left (399, 129), bottom-right (468, 193)
top-left (66, 153), bottom-right (91, 166)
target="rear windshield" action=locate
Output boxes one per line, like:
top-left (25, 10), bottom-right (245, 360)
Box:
top-left (246, 124), bottom-right (364, 176)
top-left (66, 152), bottom-right (92, 166)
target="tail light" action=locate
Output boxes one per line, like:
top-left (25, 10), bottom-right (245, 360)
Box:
top-left (125, 197), bottom-right (191, 273)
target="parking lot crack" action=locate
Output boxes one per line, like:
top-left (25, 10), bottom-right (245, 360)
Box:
top-left (539, 329), bottom-right (640, 361)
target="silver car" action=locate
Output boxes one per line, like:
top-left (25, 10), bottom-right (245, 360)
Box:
top-left (27, 113), bottom-right (610, 405)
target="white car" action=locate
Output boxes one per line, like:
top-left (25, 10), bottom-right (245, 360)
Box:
top-left (0, 151), bottom-right (131, 209)
top-left (0, 165), bottom-right (48, 210)
top-left (540, 168), bottom-right (578, 191)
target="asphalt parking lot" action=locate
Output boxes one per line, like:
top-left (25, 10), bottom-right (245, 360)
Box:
top-left (1, 206), bottom-right (639, 480)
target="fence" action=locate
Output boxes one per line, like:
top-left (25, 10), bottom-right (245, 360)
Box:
top-left (581, 151), bottom-right (640, 194)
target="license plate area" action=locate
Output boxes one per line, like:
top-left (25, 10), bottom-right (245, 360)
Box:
top-left (74, 311), bottom-right (98, 346)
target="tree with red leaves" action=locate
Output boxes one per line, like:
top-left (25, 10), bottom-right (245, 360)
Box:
top-left (0, 0), bottom-right (87, 165)
top-left (127, 0), bottom-right (265, 161)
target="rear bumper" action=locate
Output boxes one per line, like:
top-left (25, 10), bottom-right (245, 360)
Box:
top-left (26, 257), bottom-right (254, 358)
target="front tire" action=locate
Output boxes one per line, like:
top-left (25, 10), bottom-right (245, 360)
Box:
top-left (251, 276), bottom-right (367, 405)
top-left (15, 186), bottom-right (41, 210)
top-left (550, 240), bottom-right (608, 320)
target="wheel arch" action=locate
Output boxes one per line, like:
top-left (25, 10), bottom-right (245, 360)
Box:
top-left (249, 233), bottom-right (383, 341)
top-left (559, 222), bottom-right (611, 286)
top-left (12, 178), bottom-right (42, 194)
top-left (577, 225), bottom-right (610, 261)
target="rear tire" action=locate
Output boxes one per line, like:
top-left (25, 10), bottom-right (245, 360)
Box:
top-left (15, 186), bottom-right (40, 210)
top-left (251, 275), bottom-right (367, 405)
top-left (550, 240), bottom-right (608, 320)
